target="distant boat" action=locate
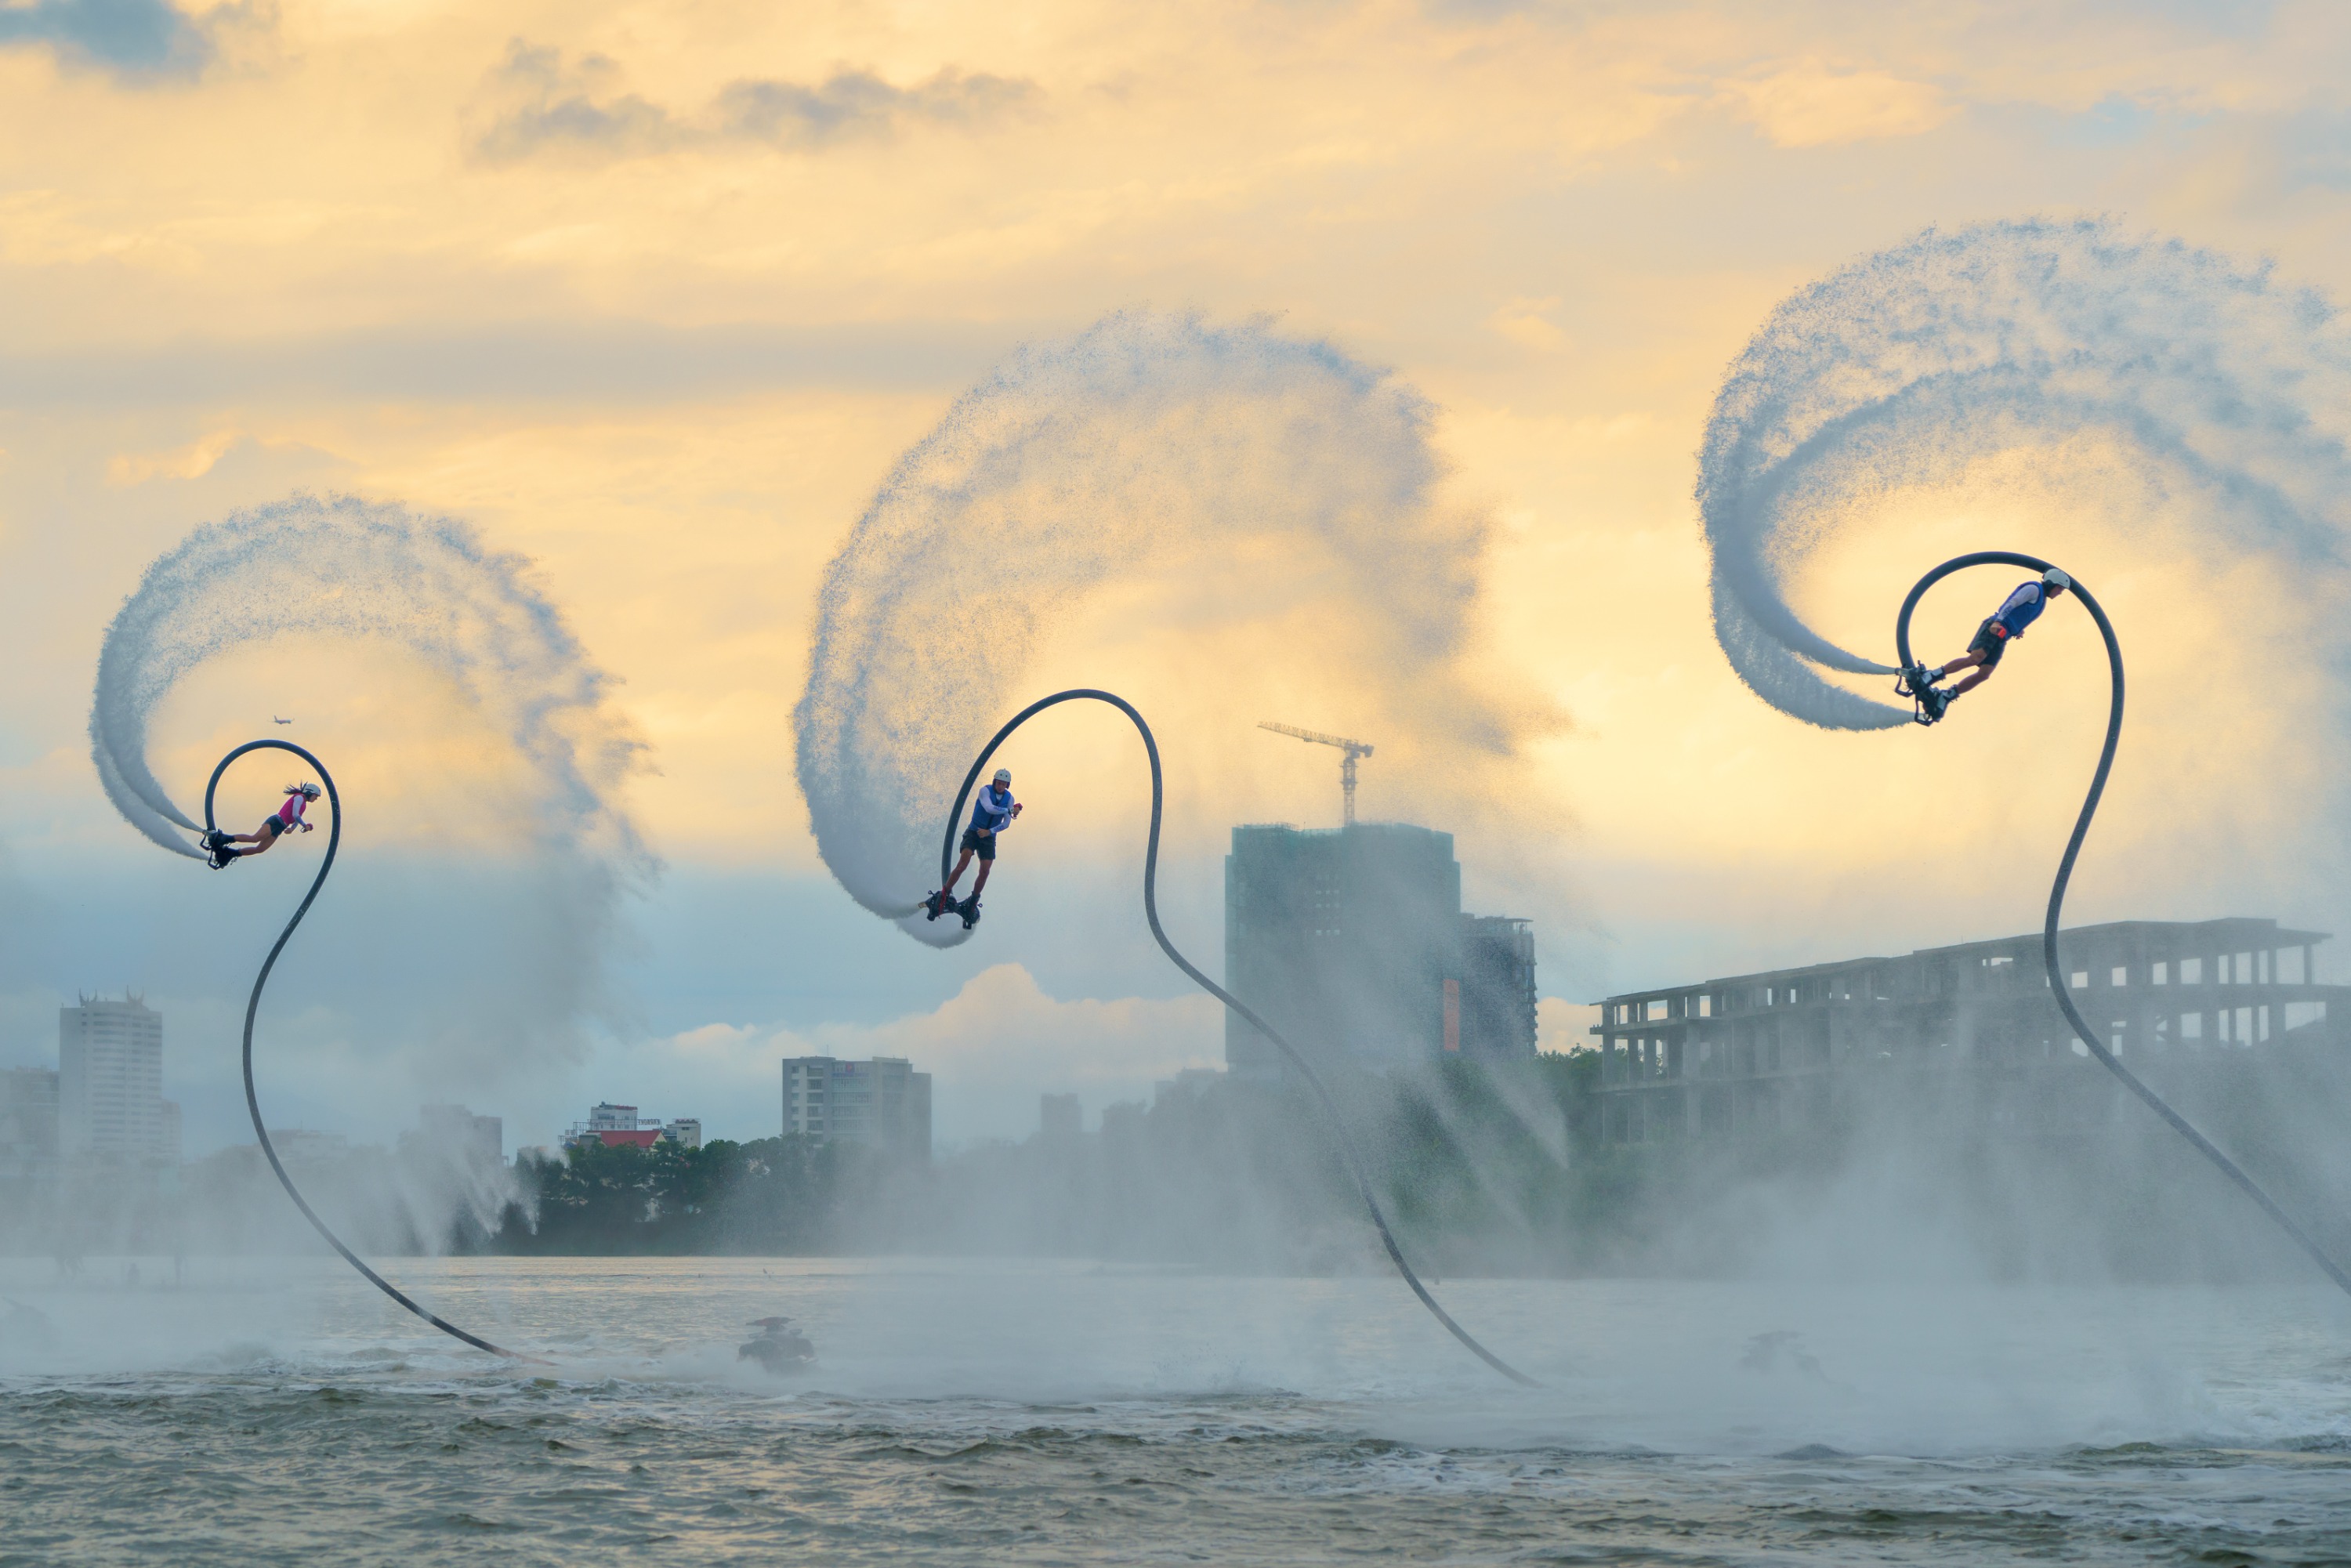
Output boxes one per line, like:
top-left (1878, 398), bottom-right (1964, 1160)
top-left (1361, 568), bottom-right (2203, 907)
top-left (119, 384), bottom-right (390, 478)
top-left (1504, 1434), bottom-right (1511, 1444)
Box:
top-left (273, 716), bottom-right (293, 725)
top-left (738, 1316), bottom-right (815, 1373)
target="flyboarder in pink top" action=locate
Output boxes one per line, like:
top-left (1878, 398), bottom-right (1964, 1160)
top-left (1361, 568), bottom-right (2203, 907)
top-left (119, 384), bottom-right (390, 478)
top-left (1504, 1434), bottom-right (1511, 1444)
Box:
top-left (205, 783), bottom-right (320, 867)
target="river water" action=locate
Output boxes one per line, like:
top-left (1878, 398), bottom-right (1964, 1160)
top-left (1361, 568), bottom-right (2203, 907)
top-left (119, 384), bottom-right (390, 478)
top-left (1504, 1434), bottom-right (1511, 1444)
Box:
top-left (3, 1256), bottom-right (2349, 1563)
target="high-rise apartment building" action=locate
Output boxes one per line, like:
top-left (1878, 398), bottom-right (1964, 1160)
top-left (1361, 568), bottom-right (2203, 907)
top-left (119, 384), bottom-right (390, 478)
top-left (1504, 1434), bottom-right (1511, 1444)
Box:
top-left (1458, 916), bottom-right (1539, 1059)
top-left (782, 1056), bottom-right (932, 1159)
top-left (404, 1103), bottom-right (504, 1171)
top-left (0, 1067), bottom-right (60, 1182)
top-left (1223, 823), bottom-right (1537, 1078)
top-left (58, 994), bottom-right (177, 1163)
top-left (1038, 1092), bottom-right (1081, 1143)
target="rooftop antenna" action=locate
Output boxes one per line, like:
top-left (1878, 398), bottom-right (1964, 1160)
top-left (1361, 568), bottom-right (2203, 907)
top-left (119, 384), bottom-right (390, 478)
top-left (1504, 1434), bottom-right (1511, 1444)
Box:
top-left (1258, 722), bottom-right (1375, 826)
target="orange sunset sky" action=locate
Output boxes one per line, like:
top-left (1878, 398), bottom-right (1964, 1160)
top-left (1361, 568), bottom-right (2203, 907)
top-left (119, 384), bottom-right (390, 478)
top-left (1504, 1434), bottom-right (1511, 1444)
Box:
top-left (5, 0), bottom-right (2351, 1148)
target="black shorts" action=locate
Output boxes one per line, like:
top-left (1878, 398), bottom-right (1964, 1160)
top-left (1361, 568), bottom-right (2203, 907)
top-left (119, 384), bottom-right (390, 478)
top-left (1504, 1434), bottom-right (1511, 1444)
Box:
top-left (960, 827), bottom-right (996, 861)
top-left (1966, 617), bottom-right (2009, 670)
top-left (261, 817), bottom-right (288, 839)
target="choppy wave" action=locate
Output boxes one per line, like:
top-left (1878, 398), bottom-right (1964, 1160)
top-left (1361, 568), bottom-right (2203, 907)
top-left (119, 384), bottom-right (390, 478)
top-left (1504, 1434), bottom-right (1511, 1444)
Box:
top-left (5, 1260), bottom-right (2349, 1563)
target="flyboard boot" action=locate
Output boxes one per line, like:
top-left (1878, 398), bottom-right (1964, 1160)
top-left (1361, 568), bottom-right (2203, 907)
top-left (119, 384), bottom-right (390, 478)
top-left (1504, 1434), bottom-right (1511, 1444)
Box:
top-left (1895, 661), bottom-right (1943, 699)
top-left (957, 895), bottom-right (981, 930)
top-left (922, 889), bottom-right (955, 921)
top-left (201, 831), bottom-right (240, 869)
top-left (1896, 662), bottom-right (1950, 726)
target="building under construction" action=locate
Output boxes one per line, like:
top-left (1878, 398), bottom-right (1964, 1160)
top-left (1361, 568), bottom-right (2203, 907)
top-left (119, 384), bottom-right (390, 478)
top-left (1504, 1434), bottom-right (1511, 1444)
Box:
top-left (1224, 822), bottom-right (1537, 1078)
top-left (1592, 917), bottom-right (2346, 1145)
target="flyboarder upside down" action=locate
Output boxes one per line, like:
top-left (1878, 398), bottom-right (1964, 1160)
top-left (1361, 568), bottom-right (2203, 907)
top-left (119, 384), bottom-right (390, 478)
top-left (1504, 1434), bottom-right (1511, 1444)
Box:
top-left (204, 783), bottom-right (320, 867)
top-left (1902, 568), bottom-right (2070, 724)
top-left (926, 768), bottom-right (1022, 929)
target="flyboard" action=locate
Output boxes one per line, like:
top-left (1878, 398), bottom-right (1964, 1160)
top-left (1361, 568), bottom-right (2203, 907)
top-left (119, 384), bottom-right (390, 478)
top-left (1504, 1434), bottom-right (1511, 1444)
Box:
top-left (1893, 554), bottom-right (2351, 1300)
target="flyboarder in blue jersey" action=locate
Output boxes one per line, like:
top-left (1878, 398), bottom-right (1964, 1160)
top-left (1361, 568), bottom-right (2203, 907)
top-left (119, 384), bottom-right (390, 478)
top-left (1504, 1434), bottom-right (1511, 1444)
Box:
top-left (1910, 568), bottom-right (2070, 723)
top-left (926, 768), bottom-right (1022, 929)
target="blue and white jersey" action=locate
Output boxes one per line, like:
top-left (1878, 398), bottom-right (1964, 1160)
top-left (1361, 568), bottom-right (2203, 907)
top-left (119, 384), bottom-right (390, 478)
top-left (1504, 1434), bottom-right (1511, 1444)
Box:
top-left (1992, 581), bottom-right (2049, 639)
top-left (968, 784), bottom-right (1017, 835)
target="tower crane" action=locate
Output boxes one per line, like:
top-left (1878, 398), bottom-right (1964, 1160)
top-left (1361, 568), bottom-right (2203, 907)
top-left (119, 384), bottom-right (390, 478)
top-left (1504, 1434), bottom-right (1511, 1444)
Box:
top-left (1258, 722), bottom-right (1375, 826)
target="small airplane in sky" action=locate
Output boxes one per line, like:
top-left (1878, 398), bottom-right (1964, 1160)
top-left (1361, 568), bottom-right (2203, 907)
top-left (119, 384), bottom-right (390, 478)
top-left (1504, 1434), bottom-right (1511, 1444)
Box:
top-left (273, 715), bottom-right (293, 725)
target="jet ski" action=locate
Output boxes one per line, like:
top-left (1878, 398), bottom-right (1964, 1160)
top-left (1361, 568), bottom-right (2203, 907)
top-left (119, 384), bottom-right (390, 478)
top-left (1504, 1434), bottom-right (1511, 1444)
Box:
top-left (737, 1316), bottom-right (815, 1374)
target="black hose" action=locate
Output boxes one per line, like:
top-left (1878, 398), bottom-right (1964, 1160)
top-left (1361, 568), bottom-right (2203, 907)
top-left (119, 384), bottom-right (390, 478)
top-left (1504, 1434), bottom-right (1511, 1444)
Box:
top-left (1896, 555), bottom-right (2351, 1298)
top-left (940, 690), bottom-right (1538, 1387)
top-left (203, 740), bottom-right (534, 1361)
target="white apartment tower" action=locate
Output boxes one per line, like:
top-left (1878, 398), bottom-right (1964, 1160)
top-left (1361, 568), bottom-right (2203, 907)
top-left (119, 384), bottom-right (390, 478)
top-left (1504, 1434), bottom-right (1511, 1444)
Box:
top-left (59, 993), bottom-right (177, 1163)
top-left (782, 1056), bottom-right (932, 1159)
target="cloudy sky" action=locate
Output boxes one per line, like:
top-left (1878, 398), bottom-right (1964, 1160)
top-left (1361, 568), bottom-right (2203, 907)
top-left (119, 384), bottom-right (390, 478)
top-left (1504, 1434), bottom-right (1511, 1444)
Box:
top-left (6, 0), bottom-right (2351, 1154)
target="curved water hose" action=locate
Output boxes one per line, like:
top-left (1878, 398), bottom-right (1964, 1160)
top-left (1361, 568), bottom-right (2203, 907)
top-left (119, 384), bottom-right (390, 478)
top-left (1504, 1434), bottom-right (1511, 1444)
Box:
top-left (204, 740), bottom-right (535, 1360)
top-left (1896, 554), bottom-right (2351, 1298)
top-left (942, 690), bottom-right (1538, 1387)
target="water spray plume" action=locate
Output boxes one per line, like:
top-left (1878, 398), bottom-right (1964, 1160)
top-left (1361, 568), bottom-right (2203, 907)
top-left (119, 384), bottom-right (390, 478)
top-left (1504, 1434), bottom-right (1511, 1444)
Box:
top-left (1704, 219), bottom-right (2351, 1298)
top-left (1698, 219), bottom-right (2351, 730)
top-left (1894, 556), bottom-right (2351, 1301)
top-left (92, 493), bottom-right (647, 869)
top-left (797, 313), bottom-right (1536, 1382)
top-left (85, 494), bottom-right (649, 1360)
top-left (795, 310), bottom-right (1491, 947)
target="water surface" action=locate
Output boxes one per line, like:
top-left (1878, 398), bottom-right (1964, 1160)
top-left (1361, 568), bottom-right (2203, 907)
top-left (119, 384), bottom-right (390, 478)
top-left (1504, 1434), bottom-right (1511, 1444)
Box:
top-left (4, 1258), bottom-right (2349, 1563)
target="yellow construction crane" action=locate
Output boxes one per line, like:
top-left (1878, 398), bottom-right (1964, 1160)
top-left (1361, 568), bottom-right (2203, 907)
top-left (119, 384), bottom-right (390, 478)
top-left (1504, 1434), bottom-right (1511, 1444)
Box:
top-left (1258, 722), bottom-right (1375, 826)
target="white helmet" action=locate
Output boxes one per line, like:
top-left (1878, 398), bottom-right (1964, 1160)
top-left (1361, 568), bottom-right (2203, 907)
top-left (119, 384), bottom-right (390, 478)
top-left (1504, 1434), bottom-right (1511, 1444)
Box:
top-left (2042, 567), bottom-right (2072, 592)
top-left (992, 768), bottom-right (1012, 785)
top-left (298, 782), bottom-right (321, 801)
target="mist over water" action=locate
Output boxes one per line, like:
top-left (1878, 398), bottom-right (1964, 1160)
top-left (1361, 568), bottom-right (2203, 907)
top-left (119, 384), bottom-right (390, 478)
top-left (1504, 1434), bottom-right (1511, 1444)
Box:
top-left (1698, 218), bottom-right (2351, 732)
top-left (795, 310), bottom-right (1501, 947)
